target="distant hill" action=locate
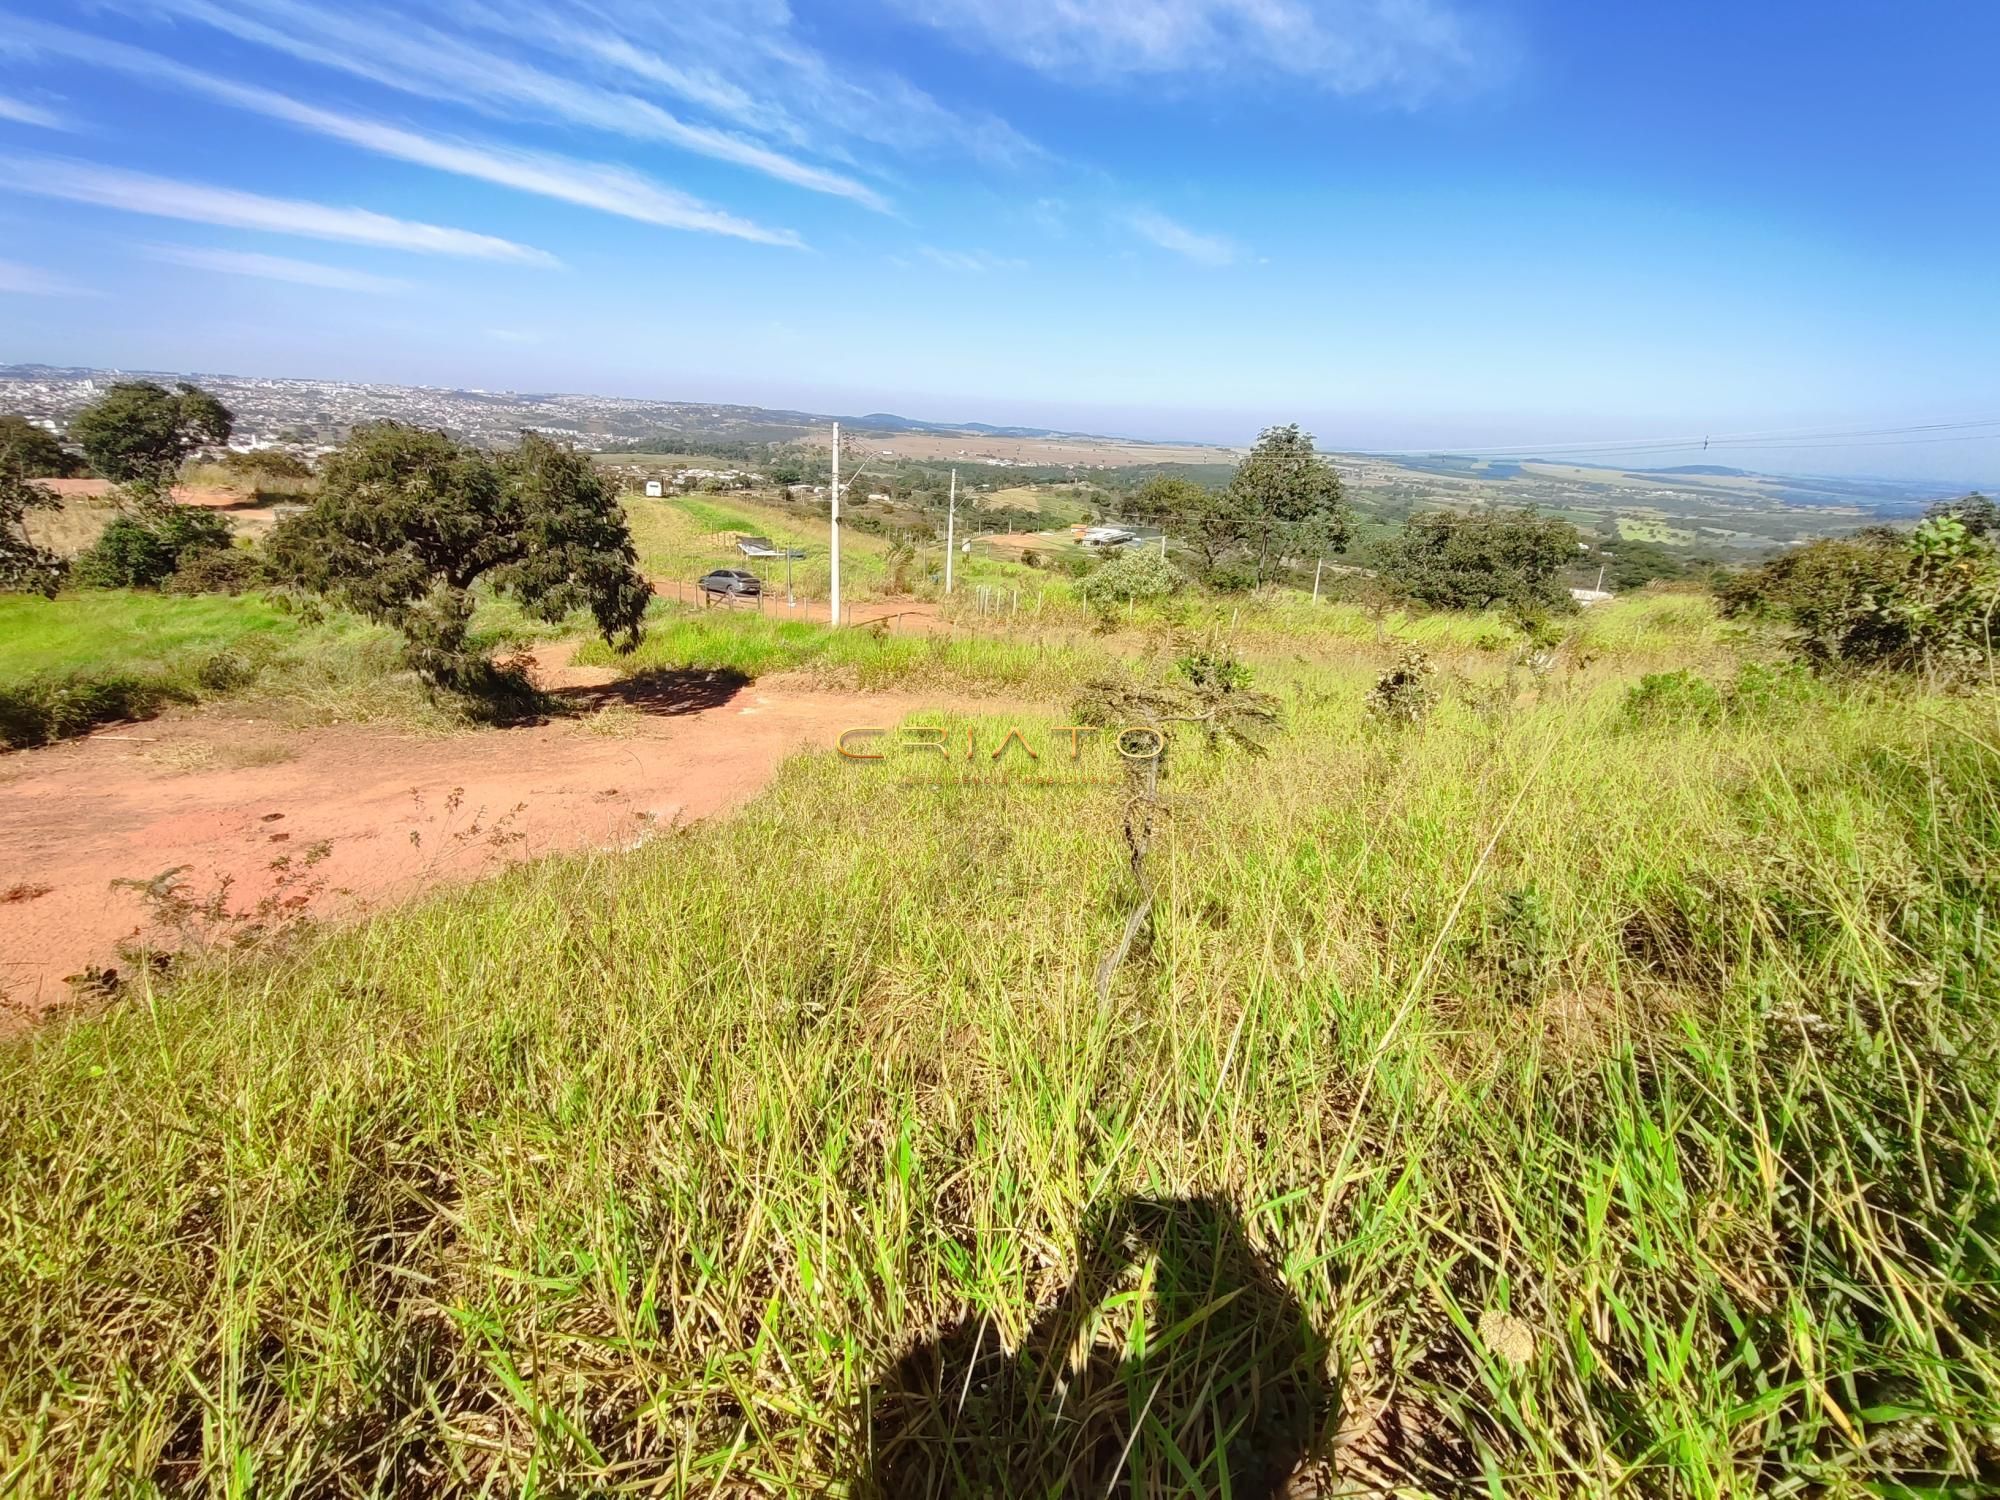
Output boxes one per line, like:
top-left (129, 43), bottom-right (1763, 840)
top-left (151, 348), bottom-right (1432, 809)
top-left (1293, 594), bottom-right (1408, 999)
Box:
top-left (837, 412), bottom-right (1102, 440)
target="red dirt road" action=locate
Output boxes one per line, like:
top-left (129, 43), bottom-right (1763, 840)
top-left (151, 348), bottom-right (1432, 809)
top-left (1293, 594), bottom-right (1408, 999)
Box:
top-left (0, 672), bottom-right (938, 1017)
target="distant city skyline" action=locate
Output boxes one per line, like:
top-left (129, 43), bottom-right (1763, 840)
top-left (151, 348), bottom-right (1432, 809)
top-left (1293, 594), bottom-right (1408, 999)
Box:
top-left (2, 1), bottom-right (1996, 482)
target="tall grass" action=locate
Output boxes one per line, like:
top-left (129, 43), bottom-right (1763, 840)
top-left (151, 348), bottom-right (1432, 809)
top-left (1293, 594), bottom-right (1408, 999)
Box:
top-left (576, 603), bottom-right (1108, 697)
top-left (0, 589), bottom-right (571, 747)
top-left (1, 638), bottom-right (1994, 1493)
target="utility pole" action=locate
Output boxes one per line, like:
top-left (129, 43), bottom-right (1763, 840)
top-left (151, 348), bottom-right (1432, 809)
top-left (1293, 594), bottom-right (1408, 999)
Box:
top-left (1595, 562), bottom-right (1606, 593)
top-left (829, 421), bottom-right (841, 627)
top-left (1313, 555), bottom-right (1325, 603)
top-left (944, 468), bottom-right (957, 595)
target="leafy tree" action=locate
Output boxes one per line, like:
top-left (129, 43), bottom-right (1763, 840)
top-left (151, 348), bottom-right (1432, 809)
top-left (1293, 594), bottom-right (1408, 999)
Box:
top-left (1125, 475), bottom-right (1242, 580)
top-left (1379, 508), bottom-right (1582, 616)
top-left (268, 424), bottom-right (650, 690)
top-left (1224, 425), bottom-right (1349, 581)
top-left (1588, 537), bottom-right (1689, 591)
top-left (0, 462), bottom-right (66, 596)
top-left (72, 500), bottom-right (233, 588)
top-left (0, 415), bottom-right (83, 477)
top-left (69, 381), bottom-right (233, 490)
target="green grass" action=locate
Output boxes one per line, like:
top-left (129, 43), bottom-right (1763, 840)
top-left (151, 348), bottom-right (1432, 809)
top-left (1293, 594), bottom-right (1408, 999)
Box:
top-left (0, 591), bottom-right (321, 747)
top-left (576, 602), bottom-right (1106, 697)
top-left (0, 589), bottom-right (574, 748)
top-left (2, 607), bottom-right (1998, 1494)
top-left (623, 493), bottom-right (896, 601)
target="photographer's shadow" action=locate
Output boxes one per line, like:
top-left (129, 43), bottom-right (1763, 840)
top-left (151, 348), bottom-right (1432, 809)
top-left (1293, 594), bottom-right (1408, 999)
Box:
top-left (859, 1194), bottom-right (1335, 1497)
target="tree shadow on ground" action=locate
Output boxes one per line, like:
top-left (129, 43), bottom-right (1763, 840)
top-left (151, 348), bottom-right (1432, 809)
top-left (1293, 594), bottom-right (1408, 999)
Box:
top-left (545, 668), bottom-right (749, 719)
top-left (859, 1194), bottom-right (1336, 1498)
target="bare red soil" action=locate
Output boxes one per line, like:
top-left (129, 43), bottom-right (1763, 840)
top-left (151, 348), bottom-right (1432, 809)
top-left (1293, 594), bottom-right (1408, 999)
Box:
top-left (0, 666), bottom-right (946, 1018)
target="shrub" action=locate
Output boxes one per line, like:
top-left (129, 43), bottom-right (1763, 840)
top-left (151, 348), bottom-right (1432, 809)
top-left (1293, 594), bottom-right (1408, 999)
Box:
top-left (1075, 548), bottom-right (1187, 609)
top-left (1378, 508), bottom-right (1582, 615)
top-left (1205, 560), bottom-right (1259, 593)
top-left (0, 414), bottom-right (85, 477)
top-left (218, 449), bottom-right (312, 481)
top-left (1622, 669), bottom-right (1724, 728)
top-left (165, 546), bottom-right (262, 595)
top-left (1365, 647), bottom-right (1438, 724)
top-left (0, 673), bottom-right (194, 749)
top-left (1, 461), bottom-right (66, 596)
top-left (73, 503), bottom-right (234, 589)
top-left (1717, 518), bottom-right (2000, 678)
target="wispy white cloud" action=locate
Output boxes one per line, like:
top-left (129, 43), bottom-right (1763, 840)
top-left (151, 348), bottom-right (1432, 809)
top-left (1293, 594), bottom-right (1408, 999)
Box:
top-left (105, 0), bottom-right (892, 211)
top-left (918, 245), bottom-right (1028, 272)
top-left (13, 20), bottom-right (807, 247)
top-left (0, 155), bottom-right (557, 264)
top-left (895, 0), bottom-right (1498, 101)
top-left (144, 244), bottom-right (414, 293)
top-left (450, 0), bottom-right (1047, 171)
top-left (1124, 208), bottom-right (1241, 266)
top-left (0, 257), bottom-right (94, 295)
top-left (0, 94), bottom-right (69, 130)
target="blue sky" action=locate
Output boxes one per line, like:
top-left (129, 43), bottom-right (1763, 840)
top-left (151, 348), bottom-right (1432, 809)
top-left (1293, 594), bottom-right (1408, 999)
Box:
top-left (1, 0), bottom-right (1995, 481)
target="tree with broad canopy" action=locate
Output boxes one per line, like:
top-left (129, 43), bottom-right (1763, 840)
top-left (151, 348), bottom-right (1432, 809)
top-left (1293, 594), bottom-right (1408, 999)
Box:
top-left (269, 424), bottom-right (652, 692)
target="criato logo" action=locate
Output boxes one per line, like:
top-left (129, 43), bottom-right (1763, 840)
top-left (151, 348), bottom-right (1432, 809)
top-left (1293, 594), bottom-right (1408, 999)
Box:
top-left (838, 724), bottom-right (1165, 762)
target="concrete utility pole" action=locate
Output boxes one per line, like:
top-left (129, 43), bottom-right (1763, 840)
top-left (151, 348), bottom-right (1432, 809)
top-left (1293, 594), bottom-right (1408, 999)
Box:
top-left (829, 421), bottom-right (841, 627)
top-left (1313, 555), bottom-right (1325, 603)
top-left (944, 467), bottom-right (957, 595)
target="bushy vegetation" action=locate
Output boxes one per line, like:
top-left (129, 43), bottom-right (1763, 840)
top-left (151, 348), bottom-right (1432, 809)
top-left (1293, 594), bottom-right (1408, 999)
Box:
top-left (0, 414), bottom-right (85, 478)
top-left (71, 498), bottom-right (235, 589)
top-left (3, 610), bottom-right (1996, 1492)
top-left (0, 461), bottom-right (66, 596)
top-left (216, 448), bottom-right (312, 481)
top-left (67, 380), bottom-right (233, 490)
top-left (1074, 546), bottom-right (1186, 610)
top-left (1718, 507), bottom-right (1999, 678)
top-left (1377, 507), bottom-right (1582, 617)
top-left (1123, 425), bottom-right (1349, 585)
top-left (269, 424), bottom-right (650, 695)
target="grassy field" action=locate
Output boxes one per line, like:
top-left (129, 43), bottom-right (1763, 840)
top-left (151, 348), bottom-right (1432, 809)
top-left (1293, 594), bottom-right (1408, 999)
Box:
top-left (982, 484), bottom-right (1102, 528)
top-left (622, 492), bottom-right (893, 600)
top-left (0, 589), bottom-right (578, 748)
top-left (623, 490), bottom-right (1070, 609)
top-left (576, 601), bottom-right (1107, 697)
top-left (1, 596), bottom-right (1995, 1494)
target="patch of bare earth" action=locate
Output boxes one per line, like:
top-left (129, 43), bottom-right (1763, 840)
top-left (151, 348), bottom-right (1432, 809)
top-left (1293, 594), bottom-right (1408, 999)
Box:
top-left (0, 659), bottom-right (965, 1018)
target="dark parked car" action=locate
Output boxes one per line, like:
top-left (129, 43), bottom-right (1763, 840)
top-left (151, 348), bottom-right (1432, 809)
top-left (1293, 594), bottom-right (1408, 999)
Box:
top-left (698, 568), bottom-right (762, 599)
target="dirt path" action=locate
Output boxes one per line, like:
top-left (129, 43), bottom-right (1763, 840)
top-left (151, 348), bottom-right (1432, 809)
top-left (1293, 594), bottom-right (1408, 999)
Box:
top-left (0, 669), bottom-right (950, 1017)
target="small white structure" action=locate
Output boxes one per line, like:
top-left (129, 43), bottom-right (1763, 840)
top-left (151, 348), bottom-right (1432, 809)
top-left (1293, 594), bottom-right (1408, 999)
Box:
top-left (644, 479), bottom-right (663, 498)
top-left (1569, 587), bottom-right (1614, 608)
